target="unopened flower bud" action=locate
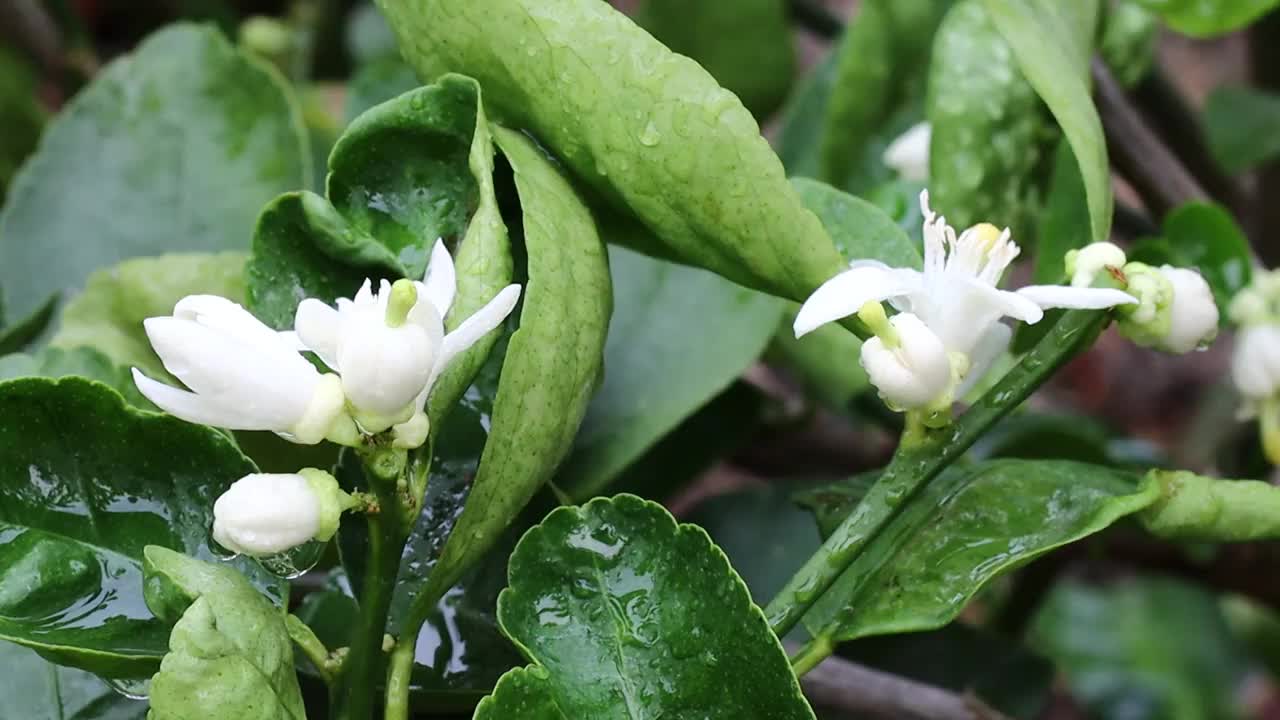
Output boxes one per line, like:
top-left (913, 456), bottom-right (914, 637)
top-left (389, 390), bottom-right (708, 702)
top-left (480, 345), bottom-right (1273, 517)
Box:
top-left (1118, 264), bottom-right (1218, 353)
top-left (882, 122), bottom-right (931, 182)
top-left (1066, 242), bottom-right (1127, 288)
top-left (212, 469), bottom-right (354, 557)
top-left (859, 311), bottom-right (953, 411)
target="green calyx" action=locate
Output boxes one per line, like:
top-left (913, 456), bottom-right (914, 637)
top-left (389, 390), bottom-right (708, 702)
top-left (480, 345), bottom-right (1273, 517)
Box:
top-left (1115, 261), bottom-right (1174, 348)
top-left (299, 468), bottom-right (358, 543)
top-left (1229, 268), bottom-right (1280, 327)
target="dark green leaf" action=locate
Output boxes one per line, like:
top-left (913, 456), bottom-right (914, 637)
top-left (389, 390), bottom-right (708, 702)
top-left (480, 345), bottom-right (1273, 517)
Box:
top-left (0, 640), bottom-right (147, 719)
top-left (637, 0), bottom-right (794, 118)
top-left (0, 346), bottom-right (150, 407)
top-left (792, 177), bottom-right (921, 268)
top-left (377, 0), bottom-right (847, 303)
top-left (1133, 0), bottom-right (1280, 37)
top-left (1032, 577), bottom-right (1254, 720)
top-left (1031, 141), bottom-right (1089, 284)
top-left (476, 495), bottom-right (816, 719)
top-left (1159, 202), bottom-right (1252, 312)
top-left (794, 459), bottom-right (1160, 641)
top-left (557, 246), bottom-right (782, 499)
top-left (49, 253), bottom-right (248, 382)
top-left (1100, 1), bottom-right (1159, 87)
top-left (927, 0), bottom-right (1050, 236)
top-left (0, 46), bottom-right (44, 206)
top-left (1204, 86), bottom-right (1280, 174)
top-left (0, 24), bottom-right (308, 335)
top-left (143, 547), bottom-right (304, 720)
top-left (984, 0), bottom-right (1112, 242)
top-left (345, 56), bottom-right (420, 123)
top-left (776, 51), bottom-right (838, 180)
top-left (0, 378), bottom-right (280, 678)
top-left (423, 124), bottom-right (610, 600)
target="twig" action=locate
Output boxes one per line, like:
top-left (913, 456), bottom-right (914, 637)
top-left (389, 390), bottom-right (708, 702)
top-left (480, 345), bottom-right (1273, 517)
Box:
top-left (1092, 58), bottom-right (1209, 218)
top-left (788, 0), bottom-right (842, 39)
top-left (1249, 10), bottom-right (1280, 266)
top-left (793, 645), bottom-right (1012, 720)
top-left (0, 0), bottom-right (63, 70)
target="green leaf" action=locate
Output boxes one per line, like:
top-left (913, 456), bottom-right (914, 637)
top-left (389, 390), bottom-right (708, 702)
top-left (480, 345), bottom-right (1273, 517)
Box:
top-left (1204, 86), bottom-right (1280, 173)
top-left (0, 378), bottom-right (280, 678)
top-left (1032, 577), bottom-right (1254, 720)
top-left (345, 56), bottom-right (420, 123)
top-left (476, 495), bottom-right (816, 719)
top-left (636, 0), bottom-right (794, 118)
top-left (49, 252), bottom-right (248, 382)
top-left (1032, 141), bottom-right (1090, 284)
top-left (984, 0), bottom-right (1112, 242)
top-left (1133, 0), bottom-right (1280, 37)
top-left (792, 177), bottom-right (921, 268)
top-left (927, 0), bottom-right (1051, 236)
top-left (376, 0), bottom-right (847, 303)
top-left (794, 460), bottom-right (1160, 641)
top-left (556, 247), bottom-right (782, 499)
top-left (0, 46), bottom-right (44, 206)
top-left (0, 640), bottom-right (147, 719)
top-left (0, 24), bottom-right (307, 336)
top-left (422, 124), bottom-right (610, 601)
top-left (1100, 1), bottom-right (1160, 87)
top-left (0, 346), bottom-right (150, 407)
top-left (1154, 201), bottom-right (1252, 312)
top-left (143, 547), bottom-right (304, 720)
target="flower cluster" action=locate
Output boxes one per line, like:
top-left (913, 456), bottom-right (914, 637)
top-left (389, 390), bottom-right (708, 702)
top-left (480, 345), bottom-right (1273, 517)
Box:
top-left (1230, 269), bottom-right (1280, 463)
top-left (133, 240), bottom-right (520, 555)
top-left (795, 191), bottom-right (1220, 421)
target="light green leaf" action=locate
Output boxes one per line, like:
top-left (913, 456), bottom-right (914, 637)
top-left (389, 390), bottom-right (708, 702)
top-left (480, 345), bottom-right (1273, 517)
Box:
top-left (423, 124), bottom-right (610, 601)
top-left (143, 547), bottom-right (304, 720)
top-left (557, 246), bottom-right (783, 499)
top-left (1100, 1), bottom-right (1160, 87)
top-left (795, 459), bottom-right (1160, 641)
top-left (1033, 577), bottom-right (1253, 720)
top-left (0, 378), bottom-right (280, 678)
top-left (0, 346), bottom-right (150, 407)
top-left (984, 0), bottom-right (1112, 243)
top-left (0, 24), bottom-right (307, 337)
top-left (1141, 470), bottom-right (1280, 541)
top-left (637, 0), bottom-right (795, 118)
top-left (792, 177), bottom-right (920, 268)
top-left (927, 0), bottom-right (1050, 236)
top-left (0, 640), bottom-right (147, 719)
top-left (1204, 86), bottom-right (1280, 173)
top-left (476, 495), bottom-right (816, 719)
top-left (49, 252), bottom-right (247, 381)
top-left (1134, 0), bottom-right (1280, 37)
top-left (376, 0), bottom-right (847, 303)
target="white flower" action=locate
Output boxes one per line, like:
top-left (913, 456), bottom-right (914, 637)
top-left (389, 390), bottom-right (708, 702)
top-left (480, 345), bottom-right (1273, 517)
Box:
top-left (132, 295), bottom-right (348, 445)
top-left (212, 469), bottom-right (353, 557)
top-left (882, 122), bottom-right (931, 182)
top-left (795, 191), bottom-right (1137, 411)
top-left (1232, 324), bottom-right (1280, 414)
top-left (859, 312), bottom-right (952, 410)
top-left (294, 240), bottom-right (521, 436)
top-left (1159, 266), bottom-right (1219, 353)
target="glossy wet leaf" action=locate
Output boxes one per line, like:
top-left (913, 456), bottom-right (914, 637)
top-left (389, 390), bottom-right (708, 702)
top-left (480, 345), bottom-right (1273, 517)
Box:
top-left (1032, 577), bottom-right (1254, 720)
top-left (794, 459), bottom-right (1160, 641)
top-left (49, 252), bottom-right (248, 381)
top-left (1131, 201), bottom-right (1252, 313)
top-left (1133, 0), bottom-right (1280, 37)
top-left (793, 177), bottom-right (920, 268)
top-left (927, 0), bottom-right (1049, 236)
top-left (0, 346), bottom-right (150, 408)
top-left (423, 125), bottom-right (610, 603)
top-left (984, 0), bottom-right (1112, 243)
top-left (556, 247), bottom-right (782, 499)
top-left (476, 495), bottom-right (816, 719)
top-left (0, 640), bottom-right (147, 719)
top-left (144, 547), bottom-right (304, 720)
top-left (0, 24), bottom-right (307, 335)
top-left (0, 378), bottom-right (280, 677)
top-left (1204, 86), bottom-right (1280, 173)
top-left (377, 0), bottom-right (847, 303)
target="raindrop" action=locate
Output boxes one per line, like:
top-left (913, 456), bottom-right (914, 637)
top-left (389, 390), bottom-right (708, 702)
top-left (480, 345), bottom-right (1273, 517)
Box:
top-left (638, 120), bottom-right (661, 147)
top-left (258, 540), bottom-right (325, 580)
top-left (106, 676), bottom-right (151, 700)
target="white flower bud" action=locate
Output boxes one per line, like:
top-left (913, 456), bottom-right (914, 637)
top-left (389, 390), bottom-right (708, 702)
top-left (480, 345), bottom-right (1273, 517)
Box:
top-left (1159, 266), bottom-right (1219, 353)
top-left (212, 469), bottom-right (352, 557)
top-left (859, 312), bottom-right (953, 410)
top-left (882, 122), bottom-right (931, 183)
top-left (1066, 242), bottom-right (1127, 288)
top-left (1233, 324), bottom-right (1280, 406)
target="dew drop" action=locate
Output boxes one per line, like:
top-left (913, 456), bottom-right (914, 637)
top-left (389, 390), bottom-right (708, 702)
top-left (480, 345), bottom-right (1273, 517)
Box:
top-left (106, 676), bottom-right (151, 700)
top-left (258, 540), bottom-right (324, 580)
top-left (638, 120), bottom-right (661, 147)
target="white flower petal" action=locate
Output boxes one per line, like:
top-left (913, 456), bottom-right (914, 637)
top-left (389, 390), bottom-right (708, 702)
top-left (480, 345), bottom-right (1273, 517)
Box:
top-left (793, 265), bottom-right (922, 338)
top-left (1159, 266), bottom-right (1219, 353)
top-left (1016, 285), bottom-right (1138, 311)
top-left (427, 284), bottom-right (522, 394)
top-left (295, 298), bottom-right (342, 369)
top-left (882, 122), bottom-right (931, 182)
top-left (132, 368), bottom-right (263, 429)
top-left (957, 322), bottom-right (1011, 397)
top-left (420, 239), bottom-right (457, 318)
top-left (353, 278), bottom-right (374, 305)
top-left (338, 320), bottom-right (434, 417)
top-left (174, 295), bottom-right (286, 351)
top-left (859, 313), bottom-right (951, 410)
top-left (212, 473), bottom-right (321, 557)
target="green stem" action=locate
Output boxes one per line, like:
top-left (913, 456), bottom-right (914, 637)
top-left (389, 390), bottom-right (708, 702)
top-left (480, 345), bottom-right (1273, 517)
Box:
top-left (334, 448), bottom-right (411, 720)
top-left (789, 634), bottom-right (834, 678)
top-left (765, 310), bottom-right (1109, 639)
top-left (286, 614), bottom-right (335, 686)
top-left (384, 572), bottom-right (452, 720)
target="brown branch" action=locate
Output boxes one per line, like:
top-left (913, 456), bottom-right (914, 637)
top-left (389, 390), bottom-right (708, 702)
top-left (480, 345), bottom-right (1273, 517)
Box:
top-left (1093, 58), bottom-right (1209, 219)
top-left (792, 645), bottom-right (1012, 720)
